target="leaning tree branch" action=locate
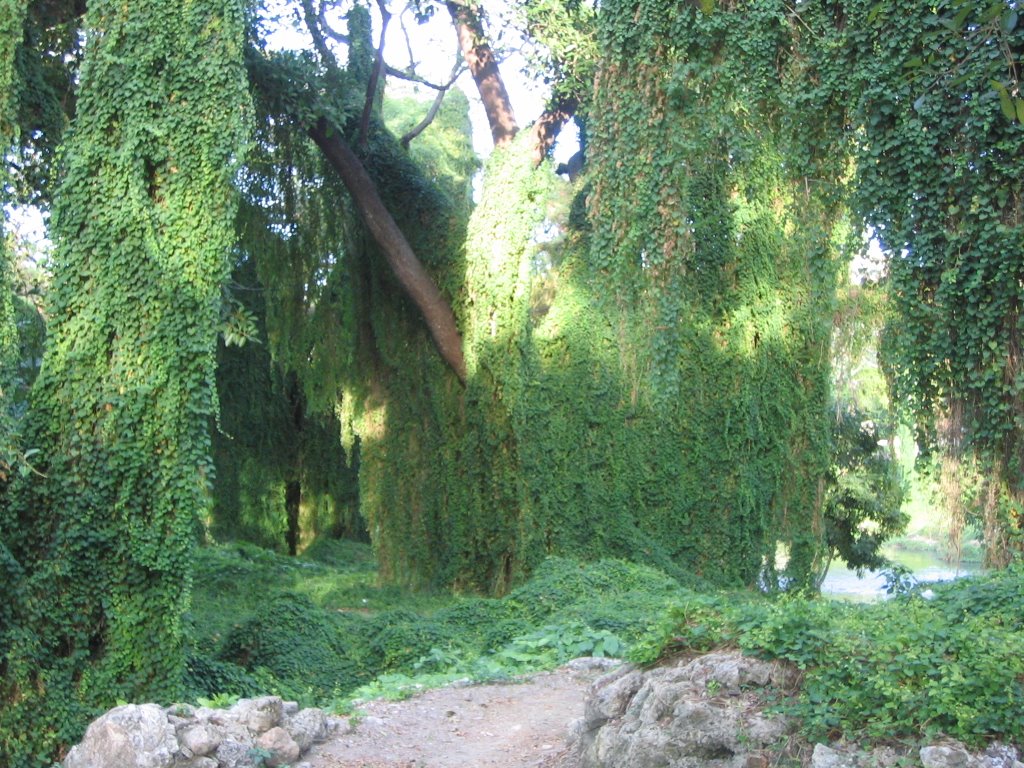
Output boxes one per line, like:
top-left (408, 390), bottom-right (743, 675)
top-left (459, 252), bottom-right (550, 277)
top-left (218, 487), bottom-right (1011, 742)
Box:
top-left (358, 0), bottom-right (392, 147)
top-left (300, 0), bottom-right (342, 73)
top-left (401, 58), bottom-right (465, 147)
top-left (308, 119), bottom-right (467, 384)
top-left (529, 94), bottom-right (578, 166)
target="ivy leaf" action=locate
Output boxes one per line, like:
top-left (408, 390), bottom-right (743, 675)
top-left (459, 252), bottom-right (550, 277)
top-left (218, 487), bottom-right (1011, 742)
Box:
top-left (990, 80), bottom-right (1017, 121)
top-left (698, 0), bottom-right (714, 15)
top-left (1003, 10), bottom-right (1019, 33)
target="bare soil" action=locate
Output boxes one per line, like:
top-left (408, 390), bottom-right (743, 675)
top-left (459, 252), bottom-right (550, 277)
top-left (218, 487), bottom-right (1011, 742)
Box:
top-left (303, 660), bottom-right (618, 768)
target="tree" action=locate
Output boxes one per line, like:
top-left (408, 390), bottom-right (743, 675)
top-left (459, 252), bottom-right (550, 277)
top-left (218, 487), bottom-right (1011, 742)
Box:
top-left (0, 0), bottom-right (251, 762)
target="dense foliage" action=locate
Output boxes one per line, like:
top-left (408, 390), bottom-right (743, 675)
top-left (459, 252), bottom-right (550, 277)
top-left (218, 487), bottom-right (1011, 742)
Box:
top-left (633, 564), bottom-right (1024, 745)
top-left (0, 0), bottom-right (251, 763)
top-left (0, 0), bottom-right (27, 478)
top-left (1, 0), bottom-right (1023, 762)
top-left (185, 542), bottom-right (682, 706)
top-left (843, 0), bottom-right (1024, 562)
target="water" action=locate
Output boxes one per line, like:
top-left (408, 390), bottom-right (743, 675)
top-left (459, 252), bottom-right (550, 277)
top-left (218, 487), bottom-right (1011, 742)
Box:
top-left (820, 544), bottom-right (982, 600)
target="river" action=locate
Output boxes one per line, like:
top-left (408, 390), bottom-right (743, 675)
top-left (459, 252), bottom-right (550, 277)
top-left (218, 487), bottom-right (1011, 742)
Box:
top-left (820, 543), bottom-right (982, 600)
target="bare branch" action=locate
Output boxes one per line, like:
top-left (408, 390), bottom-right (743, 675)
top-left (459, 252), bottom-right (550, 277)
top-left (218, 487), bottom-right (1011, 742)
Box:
top-left (319, 1), bottom-right (350, 44)
top-left (359, 0), bottom-right (392, 147)
top-left (399, 6), bottom-right (418, 72)
top-left (401, 59), bottom-right (464, 148)
top-left (300, 0), bottom-right (342, 72)
top-left (307, 0), bottom-right (461, 92)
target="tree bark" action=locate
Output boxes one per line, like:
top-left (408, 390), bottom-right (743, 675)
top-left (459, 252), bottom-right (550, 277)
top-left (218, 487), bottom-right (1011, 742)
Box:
top-left (308, 119), bottom-right (467, 384)
top-left (446, 1), bottom-right (518, 147)
top-left (530, 95), bottom-right (578, 166)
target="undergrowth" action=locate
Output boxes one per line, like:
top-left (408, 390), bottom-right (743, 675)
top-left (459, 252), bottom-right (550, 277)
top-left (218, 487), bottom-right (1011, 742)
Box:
top-left (188, 540), bottom-right (1024, 748)
top-left (629, 564), bottom-right (1024, 746)
top-left (187, 543), bottom-right (680, 708)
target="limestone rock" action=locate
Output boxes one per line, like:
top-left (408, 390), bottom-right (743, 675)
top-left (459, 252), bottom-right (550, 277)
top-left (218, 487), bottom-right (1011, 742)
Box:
top-left (214, 739), bottom-right (258, 768)
top-left (922, 745), bottom-right (972, 768)
top-left (177, 758), bottom-right (219, 768)
top-left (284, 708), bottom-right (330, 751)
top-left (812, 744), bottom-right (860, 768)
top-left (229, 696), bottom-right (284, 735)
top-left (64, 704), bottom-right (177, 768)
top-left (176, 722), bottom-right (224, 757)
top-left (574, 651), bottom-right (794, 768)
top-left (584, 666), bottom-right (644, 727)
top-left (257, 726), bottom-right (301, 767)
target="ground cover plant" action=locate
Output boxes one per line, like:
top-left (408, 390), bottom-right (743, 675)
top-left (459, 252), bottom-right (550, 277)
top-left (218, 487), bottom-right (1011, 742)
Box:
top-left (189, 539), bottom-right (1024, 751)
top-left (186, 543), bottom-right (685, 708)
top-left (631, 564), bottom-right (1024, 747)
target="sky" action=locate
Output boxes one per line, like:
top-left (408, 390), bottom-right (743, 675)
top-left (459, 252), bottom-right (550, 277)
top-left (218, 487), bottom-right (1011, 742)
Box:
top-left (264, 0), bottom-right (578, 161)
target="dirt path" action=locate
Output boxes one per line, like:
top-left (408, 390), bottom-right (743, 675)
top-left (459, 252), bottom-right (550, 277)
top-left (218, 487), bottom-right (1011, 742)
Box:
top-left (303, 659), bottom-right (618, 768)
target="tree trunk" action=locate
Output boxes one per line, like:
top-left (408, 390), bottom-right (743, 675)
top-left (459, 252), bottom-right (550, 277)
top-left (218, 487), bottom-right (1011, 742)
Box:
top-left (446, 1), bottom-right (518, 147)
top-left (308, 119), bottom-right (467, 384)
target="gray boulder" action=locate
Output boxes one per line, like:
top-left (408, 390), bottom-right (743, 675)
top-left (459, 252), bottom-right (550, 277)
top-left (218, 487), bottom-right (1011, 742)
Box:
top-left (256, 726), bottom-right (301, 767)
top-left (284, 708), bottom-right (330, 752)
top-left (228, 696), bottom-right (284, 735)
top-left (812, 744), bottom-right (861, 768)
top-left (213, 739), bottom-right (258, 768)
top-left (63, 704), bottom-right (177, 768)
top-left (574, 652), bottom-right (794, 768)
top-left (922, 745), bottom-right (972, 768)
top-left (176, 722), bottom-right (224, 758)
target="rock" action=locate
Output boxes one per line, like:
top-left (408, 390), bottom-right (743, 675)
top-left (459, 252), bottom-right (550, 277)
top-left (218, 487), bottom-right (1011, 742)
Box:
top-left (177, 758), bottom-right (218, 768)
top-left (871, 746), bottom-right (900, 768)
top-left (812, 744), bottom-right (860, 768)
top-left (975, 744), bottom-right (1022, 768)
top-left (167, 703), bottom-right (198, 719)
top-left (584, 666), bottom-right (644, 727)
top-left (282, 700), bottom-right (300, 717)
top-left (214, 739), bottom-right (259, 768)
top-left (922, 745), bottom-right (972, 768)
top-left (574, 651), bottom-right (794, 768)
top-left (229, 696), bottom-right (284, 735)
top-left (565, 657), bottom-right (623, 673)
top-left (257, 726), bottom-right (301, 767)
top-left (64, 704), bottom-right (177, 768)
top-left (284, 708), bottom-right (330, 751)
top-left (176, 722), bottom-right (224, 757)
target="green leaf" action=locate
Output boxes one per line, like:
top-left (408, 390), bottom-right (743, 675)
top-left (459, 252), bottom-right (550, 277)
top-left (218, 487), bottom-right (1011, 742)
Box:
top-left (698, 0), bottom-right (714, 15)
top-left (991, 80), bottom-right (1017, 121)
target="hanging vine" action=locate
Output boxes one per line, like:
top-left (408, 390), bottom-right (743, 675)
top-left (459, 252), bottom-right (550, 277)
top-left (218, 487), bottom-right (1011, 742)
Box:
top-left (0, 0), bottom-right (251, 762)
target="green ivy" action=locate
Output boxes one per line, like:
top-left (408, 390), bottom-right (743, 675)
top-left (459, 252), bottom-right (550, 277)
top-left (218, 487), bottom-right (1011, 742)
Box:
top-left (0, 0), bottom-right (252, 763)
top-left (841, 0), bottom-right (1024, 562)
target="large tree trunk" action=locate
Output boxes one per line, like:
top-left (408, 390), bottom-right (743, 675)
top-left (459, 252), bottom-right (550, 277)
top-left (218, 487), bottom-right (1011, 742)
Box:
top-left (308, 119), bottom-right (467, 384)
top-left (446, 1), bottom-right (518, 147)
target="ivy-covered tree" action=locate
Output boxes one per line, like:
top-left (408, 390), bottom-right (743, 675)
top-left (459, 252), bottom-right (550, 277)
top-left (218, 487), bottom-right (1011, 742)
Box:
top-left (0, 0), bottom-right (251, 762)
top-left (842, 0), bottom-right (1024, 563)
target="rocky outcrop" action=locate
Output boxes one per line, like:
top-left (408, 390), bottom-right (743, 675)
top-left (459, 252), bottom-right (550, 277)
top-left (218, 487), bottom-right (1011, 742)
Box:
top-left (569, 651), bottom-right (799, 768)
top-left (810, 741), bottom-right (1024, 768)
top-left (63, 696), bottom-right (345, 768)
top-left (571, 651), bottom-right (1024, 768)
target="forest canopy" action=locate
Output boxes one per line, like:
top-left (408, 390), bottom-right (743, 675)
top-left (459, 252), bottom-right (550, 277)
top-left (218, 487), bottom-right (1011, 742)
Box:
top-left (0, 0), bottom-right (1022, 763)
